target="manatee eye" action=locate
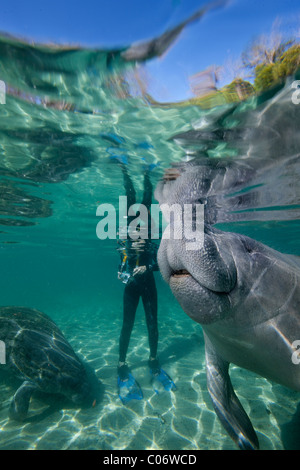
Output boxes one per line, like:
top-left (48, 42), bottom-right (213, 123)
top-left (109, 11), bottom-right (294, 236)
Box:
top-left (196, 198), bottom-right (207, 205)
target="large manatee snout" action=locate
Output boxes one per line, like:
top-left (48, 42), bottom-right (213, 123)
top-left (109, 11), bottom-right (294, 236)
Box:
top-left (158, 231), bottom-right (236, 324)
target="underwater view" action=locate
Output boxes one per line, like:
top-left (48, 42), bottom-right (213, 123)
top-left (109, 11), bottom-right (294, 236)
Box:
top-left (0, 0), bottom-right (300, 452)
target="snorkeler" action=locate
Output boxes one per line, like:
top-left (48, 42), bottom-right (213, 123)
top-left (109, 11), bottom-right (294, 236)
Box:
top-left (112, 157), bottom-right (176, 404)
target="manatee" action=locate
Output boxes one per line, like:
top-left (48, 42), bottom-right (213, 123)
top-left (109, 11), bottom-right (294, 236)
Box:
top-left (0, 307), bottom-right (93, 420)
top-left (155, 166), bottom-right (300, 450)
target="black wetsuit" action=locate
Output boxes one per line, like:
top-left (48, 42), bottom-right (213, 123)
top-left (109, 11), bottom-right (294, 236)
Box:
top-left (117, 166), bottom-right (159, 368)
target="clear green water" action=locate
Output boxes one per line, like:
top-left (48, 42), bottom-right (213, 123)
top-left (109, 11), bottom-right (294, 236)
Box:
top-left (0, 33), bottom-right (300, 450)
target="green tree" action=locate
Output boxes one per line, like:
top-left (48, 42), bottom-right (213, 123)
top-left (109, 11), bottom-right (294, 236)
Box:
top-left (254, 44), bottom-right (300, 92)
top-left (274, 44), bottom-right (300, 80)
top-left (222, 78), bottom-right (254, 101)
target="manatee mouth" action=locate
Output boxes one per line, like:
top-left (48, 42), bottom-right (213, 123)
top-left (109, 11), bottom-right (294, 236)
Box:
top-left (171, 269), bottom-right (190, 278)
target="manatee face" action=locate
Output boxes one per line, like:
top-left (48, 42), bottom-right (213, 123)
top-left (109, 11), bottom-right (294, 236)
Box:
top-left (155, 164), bottom-right (300, 330)
top-left (158, 232), bottom-right (237, 325)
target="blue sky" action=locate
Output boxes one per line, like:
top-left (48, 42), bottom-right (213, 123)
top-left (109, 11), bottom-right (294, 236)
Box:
top-left (1, 0), bottom-right (299, 101)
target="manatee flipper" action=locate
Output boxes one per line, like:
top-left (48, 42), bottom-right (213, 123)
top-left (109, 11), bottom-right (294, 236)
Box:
top-left (9, 381), bottom-right (37, 420)
top-left (204, 333), bottom-right (259, 450)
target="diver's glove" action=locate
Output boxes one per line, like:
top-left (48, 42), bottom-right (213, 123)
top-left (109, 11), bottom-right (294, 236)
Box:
top-left (132, 266), bottom-right (147, 277)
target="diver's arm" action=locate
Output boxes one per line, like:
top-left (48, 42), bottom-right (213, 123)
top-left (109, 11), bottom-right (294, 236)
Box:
top-left (132, 260), bottom-right (159, 275)
top-left (121, 164), bottom-right (136, 207)
top-left (141, 170), bottom-right (153, 209)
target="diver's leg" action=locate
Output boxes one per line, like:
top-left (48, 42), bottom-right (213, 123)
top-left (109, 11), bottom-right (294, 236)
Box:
top-left (141, 272), bottom-right (158, 363)
top-left (118, 282), bottom-right (144, 403)
top-left (118, 282), bottom-right (140, 374)
top-left (142, 272), bottom-right (176, 392)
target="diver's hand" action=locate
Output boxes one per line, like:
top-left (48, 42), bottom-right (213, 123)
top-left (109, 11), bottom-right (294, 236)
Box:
top-left (133, 266), bottom-right (147, 277)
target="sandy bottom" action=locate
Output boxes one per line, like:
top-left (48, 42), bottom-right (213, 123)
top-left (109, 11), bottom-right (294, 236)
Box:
top-left (0, 302), bottom-right (299, 451)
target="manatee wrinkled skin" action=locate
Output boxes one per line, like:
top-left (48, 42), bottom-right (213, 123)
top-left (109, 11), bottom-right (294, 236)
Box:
top-left (0, 307), bottom-right (92, 420)
top-left (155, 165), bottom-right (300, 450)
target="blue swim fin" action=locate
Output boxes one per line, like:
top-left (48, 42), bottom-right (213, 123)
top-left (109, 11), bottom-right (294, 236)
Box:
top-left (148, 162), bottom-right (160, 172)
top-left (100, 133), bottom-right (125, 146)
top-left (150, 368), bottom-right (177, 394)
top-left (109, 154), bottom-right (129, 165)
top-left (141, 157), bottom-right (160, 172)
top-left (135, 141), bottom-right (153, 150)
top-left (118, 373), bottom-right (143, 404)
